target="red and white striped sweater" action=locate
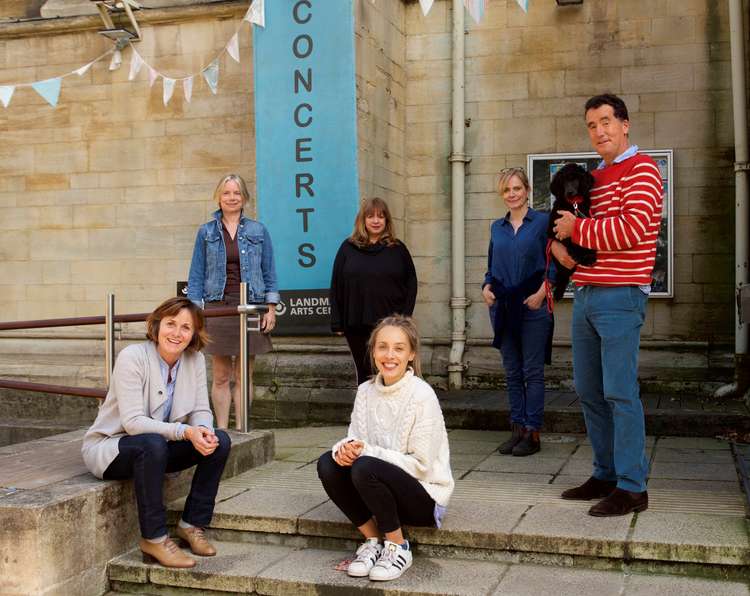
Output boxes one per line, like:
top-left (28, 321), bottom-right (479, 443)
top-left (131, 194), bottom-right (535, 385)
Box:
top-left (571, 153), bottom-right (663, 287)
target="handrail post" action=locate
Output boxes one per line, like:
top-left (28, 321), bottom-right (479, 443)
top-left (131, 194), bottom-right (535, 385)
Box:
top-left (104, 293), bottom-right (115, 395)
top-left (238, 283), bottom-right (250, 433)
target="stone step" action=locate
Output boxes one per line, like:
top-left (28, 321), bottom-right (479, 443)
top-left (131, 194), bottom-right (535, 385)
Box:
top-left (107, 540), bottom-right (750, 596)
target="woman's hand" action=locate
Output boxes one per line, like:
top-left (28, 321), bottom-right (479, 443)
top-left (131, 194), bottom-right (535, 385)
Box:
top-left (334, 440), bottom-right (364, 467)
top-left (524, 284), bottom-right (546, 311)
top-left (261, 306), bottom-right (276, 334)
top-left (482, 284), bottom-right (496, 307)
top-left (184, 425), bottom-right (219, 456)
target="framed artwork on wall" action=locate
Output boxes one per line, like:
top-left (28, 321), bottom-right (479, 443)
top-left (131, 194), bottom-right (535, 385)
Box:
top-left (526, 150), bottom-right (674, 298)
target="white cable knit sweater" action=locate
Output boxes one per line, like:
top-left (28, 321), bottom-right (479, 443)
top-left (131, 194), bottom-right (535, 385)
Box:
top-left (332, 369), bottom-right (454, 507)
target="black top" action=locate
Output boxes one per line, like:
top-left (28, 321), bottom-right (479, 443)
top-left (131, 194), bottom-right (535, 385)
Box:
top-left (329, 239), bottom-right (418, 332)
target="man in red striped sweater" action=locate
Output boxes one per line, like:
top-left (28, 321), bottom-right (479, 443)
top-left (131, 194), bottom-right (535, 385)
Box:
top-left (552, 94), bottom-right (663, 517)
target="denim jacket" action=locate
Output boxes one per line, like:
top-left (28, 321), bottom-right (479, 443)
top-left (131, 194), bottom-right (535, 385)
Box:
top-left (187, 210), bottom-right (280, 306)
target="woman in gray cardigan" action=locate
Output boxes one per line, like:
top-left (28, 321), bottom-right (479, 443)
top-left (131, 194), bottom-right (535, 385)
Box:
top-left (82, 297), bottom-right (231, 569)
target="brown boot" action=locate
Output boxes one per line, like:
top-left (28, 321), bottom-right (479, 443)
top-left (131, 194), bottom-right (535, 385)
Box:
top-left (561, 476), bottom-right (617, 501)
top-left (512, 429), bottom-right (540, 457)
top-left (176, 525), bottom-right (217, 556)
top-left (498, 423), bottom-right (525, 455)
top-left (139, 538), bottom-right (196, 568)
top-left (588, 488), bottom-right (648, 517)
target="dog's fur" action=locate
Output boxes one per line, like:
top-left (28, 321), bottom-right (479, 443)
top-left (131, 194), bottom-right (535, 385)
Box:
top-left (547, 163), bottom-right (597, 300)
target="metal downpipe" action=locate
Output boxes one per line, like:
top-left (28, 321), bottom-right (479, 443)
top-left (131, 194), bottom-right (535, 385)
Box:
top-left (448, 0), bottom-right (470, 389)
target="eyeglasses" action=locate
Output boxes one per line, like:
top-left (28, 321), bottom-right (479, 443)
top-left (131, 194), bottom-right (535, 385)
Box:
top-left (498, 167), bottom-right (525, 174)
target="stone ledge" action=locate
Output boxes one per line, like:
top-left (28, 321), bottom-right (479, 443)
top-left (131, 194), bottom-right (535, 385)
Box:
top-left (0, 429), bottom-right (273, 596)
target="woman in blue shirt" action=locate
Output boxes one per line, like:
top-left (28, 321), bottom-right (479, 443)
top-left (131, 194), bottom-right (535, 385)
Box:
top-left (481, 167), bottom-right (554, 457)
top-left (187, 174), bottom-right (279, 430)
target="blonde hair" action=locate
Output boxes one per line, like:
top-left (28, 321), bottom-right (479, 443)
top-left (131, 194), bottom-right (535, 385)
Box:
top-left (368, 315), bottom-right (422, 378)
top-left (497, 167), bottom-right (530, 195)
top-left (348, 197), bottom-right (399, 247)
top-left (213, 174), bottom-right (250, 208)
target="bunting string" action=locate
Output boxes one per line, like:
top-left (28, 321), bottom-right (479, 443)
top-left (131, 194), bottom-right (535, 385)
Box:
top-left (0, 0), bottom-right (264, 109)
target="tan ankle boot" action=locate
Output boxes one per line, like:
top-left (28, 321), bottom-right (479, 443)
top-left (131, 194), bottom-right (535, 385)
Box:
top-left (176, 525), bottom-right (217, 556)
top-left (139, 537), bottom-right (196, 568)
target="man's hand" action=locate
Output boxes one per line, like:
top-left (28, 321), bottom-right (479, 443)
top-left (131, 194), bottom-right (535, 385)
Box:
top-left (553, 211), bottom-right (577, 240)
top-left (334, 440), bottom-right (364, 467)
top-left (481, 284), bottom-right (496, 307)
top-left (185, 426), bottom-right (219, 456)
top-left (550, 240), bottom-right (577, 270)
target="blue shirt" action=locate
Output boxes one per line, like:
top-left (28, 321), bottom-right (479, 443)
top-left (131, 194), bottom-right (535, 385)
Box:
top-left (483, 207), bottom-right (554, 301)
top-left (157, 355), bottom-right (188, 440)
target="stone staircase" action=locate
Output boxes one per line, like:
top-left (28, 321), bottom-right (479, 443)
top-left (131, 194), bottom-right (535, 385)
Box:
top-left (105, 427), bottom-right (750, 596)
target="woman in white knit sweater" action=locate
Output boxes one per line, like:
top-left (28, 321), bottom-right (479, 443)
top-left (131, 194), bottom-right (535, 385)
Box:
top-left (317, 315), bottom-right (454, 582)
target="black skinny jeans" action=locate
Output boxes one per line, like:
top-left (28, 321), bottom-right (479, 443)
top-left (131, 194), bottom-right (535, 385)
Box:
top-left (344, 327), bottom-right (374, 385)
top-left (317, 451), bottom-right (435, 534)
top-left (103, 430), bottom-right (231, 539)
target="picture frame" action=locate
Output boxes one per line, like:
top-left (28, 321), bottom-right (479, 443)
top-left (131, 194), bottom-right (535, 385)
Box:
top-left (526, 150), bottom-right (674, 298)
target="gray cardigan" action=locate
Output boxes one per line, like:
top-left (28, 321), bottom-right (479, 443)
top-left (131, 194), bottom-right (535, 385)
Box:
top-left (82, 341), bottom-right (214, 479)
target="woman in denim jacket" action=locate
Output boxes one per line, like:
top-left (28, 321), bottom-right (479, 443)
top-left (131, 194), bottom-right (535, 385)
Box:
top-left (187, 174), bottom-right (280, 429)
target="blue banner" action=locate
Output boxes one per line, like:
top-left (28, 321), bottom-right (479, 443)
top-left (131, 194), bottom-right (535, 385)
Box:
top-left (253, 0), bottom-right (359, 309)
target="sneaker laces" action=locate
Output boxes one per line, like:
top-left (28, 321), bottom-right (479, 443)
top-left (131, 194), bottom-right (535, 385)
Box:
top-left (373, 544), bottom-right (399, 569)
top-left (354, 540), bottom-right (380, 564)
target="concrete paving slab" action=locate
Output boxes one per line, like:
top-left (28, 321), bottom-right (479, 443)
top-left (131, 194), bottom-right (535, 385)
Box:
top-left (272, 426), bottom-right (346, 449)
top-left (624, 573), bottom-right (750, 596)
top-left (630, 512), bottom-right (750, 565)
top-left (651, 447), bottom-right (735, 464)
top-left (550, 474), bottom-right (591, 487)
top-left (646, 478), bottom-right (742, 493)
top-left (511, 502), bottom-right (632, 558)
top-left (649, 461), bottom-right (738, 482)
top-left (446, 439), bottom-right (502, 455)
top-left (451, 452), bottom-right (494, 469)
top-left (558, 458), bottom-right (619, 476)
top-left (255, 546), bottom-right (509, 595)
top-left (275, 446), bottom-right (327, 464)
top-left (211, 487), bottom-right (329, 534)
top-left (448, 429), bottom-right (510, 442)
top-left (476, 455), bottom-right (567, 475)
top-left (462, 471), bottom-right (555, 485)
top-left (656, 437), bottom-right (731, 450)
top-left (298, 500), bottom-right (361, 540)
top-left (493, 564), bottom-right (624, 596)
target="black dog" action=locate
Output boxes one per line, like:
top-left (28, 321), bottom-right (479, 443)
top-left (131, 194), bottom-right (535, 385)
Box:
top-left (547, 163), bottom-right (597, 301)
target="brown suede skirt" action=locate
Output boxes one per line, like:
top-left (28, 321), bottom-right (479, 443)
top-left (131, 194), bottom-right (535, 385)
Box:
top-left (203, 292), bottom-right (272, 357)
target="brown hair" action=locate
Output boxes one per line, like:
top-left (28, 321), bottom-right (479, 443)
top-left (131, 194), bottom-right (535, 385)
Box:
top-left (497, 167), bottom-right (530, 196)
top-left (213, 173), bottom-right (250, 208)
top-left (367, 315), bottom-right (422, 378)
top-left (145, 297), bottom-right (208, 353)
top-left (585, 93), bottom-right (629, 122)
top-left (348, 197), bottom-right (399, 247)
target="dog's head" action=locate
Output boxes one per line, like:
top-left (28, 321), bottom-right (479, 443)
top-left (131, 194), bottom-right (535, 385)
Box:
top-left (550, 163), bottom-right (594, 203)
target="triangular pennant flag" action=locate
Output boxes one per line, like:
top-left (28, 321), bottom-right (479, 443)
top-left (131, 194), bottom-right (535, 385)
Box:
top-left (129, 50), bottom-right (143, 81)
top-left (74, 61), bottom-right (94, 76)
top-left (109, 49), bottom-right (122, 71)
top-left (515, 0), bottom-right (529, 12)
top-left (227, 33), bottom-right (240, 64)
top-left (418, 0), bottom-right (434, 16)
top-left (0, 85), bottom-right (14, 108)
top-left (244, 0), bottom-right (264, 27)
top-left (162, 77), bottom-right (176, 106)
top-left (31, 78), bottom-right (62, 107)
top-left (183, 76), bottom-right (194, 103)
top-left (148, 66), bottom-right (159, 88)
top-left (202, 60), bottom-right (219, 95)
top-left (464, 0), bottom-right (485, 23)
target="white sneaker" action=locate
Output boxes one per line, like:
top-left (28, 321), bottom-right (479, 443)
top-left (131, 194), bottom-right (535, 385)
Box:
top-left (368, 540), bottom-right (412, 581)
top-left (346, 538), bottom-right (382, 577)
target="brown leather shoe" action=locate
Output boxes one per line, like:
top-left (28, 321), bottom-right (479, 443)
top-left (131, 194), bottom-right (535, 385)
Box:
top-left (498, 423), bottom-right (525, 455)
top-left (139, 538), bottom-right (196, 568)
top-left (560, 476), bottom-right (617, 500)
top-left (588, 488), bottom-right (648, 517)
top-left (512, 430), bottom-right (540, 457)
top-left (176, 525), bottom-right (217, 556)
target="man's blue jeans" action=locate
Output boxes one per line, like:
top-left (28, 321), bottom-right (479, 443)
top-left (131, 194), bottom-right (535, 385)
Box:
top-left (495, 305), bottom-right (552, 431)
top-left (572, 285), bottom-right (649, 493)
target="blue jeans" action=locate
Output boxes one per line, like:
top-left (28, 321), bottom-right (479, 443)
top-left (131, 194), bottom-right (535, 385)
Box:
top-left (494, 305), bottom-right (552, 431)
top-left (572, 286), bottom-right (649, 493)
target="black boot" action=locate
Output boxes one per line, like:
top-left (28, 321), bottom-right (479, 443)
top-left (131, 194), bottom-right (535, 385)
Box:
top-left (497, 423), bottom-right (524, 455)
top-left (512, 429), bottom-right (541, 457)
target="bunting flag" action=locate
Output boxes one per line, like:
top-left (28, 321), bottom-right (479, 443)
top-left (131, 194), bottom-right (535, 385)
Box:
top-left (244, 0), bottom-right (265, 27)
top-left (515, 0), bottom-right (529, 12)
top-left (74, 61), bottom-right (94, 76)
top-left (162, 77), bottom-right (176, 106)
top-left (31, 78), bottom-right (62, 107)
top-left (183, 76), bottom-right (194, 103)
top-left (0, 86), bottom-right (14, 108)
top-left (464, 0), bottom-right (485, 23)
top-left (148, 66), bottom-right (159, 88)
top-left (418, 0), bottom-right (434, 16)
top-left (227, 33), bottom-right (240, 63)
top-left (109, 50), bottom-right (122, 71)
top-left (129, 51), bottom-right (143, 81)
top-left (202, 60), bottom-right (219, 95)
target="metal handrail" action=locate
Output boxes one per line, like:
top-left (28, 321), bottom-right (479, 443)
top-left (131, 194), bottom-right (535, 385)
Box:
top-left (0, 290), bottom-right (267, 432)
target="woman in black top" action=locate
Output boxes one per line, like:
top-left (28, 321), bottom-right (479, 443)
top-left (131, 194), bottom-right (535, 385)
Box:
top-left (330, 198), bottom-right (418, 385)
